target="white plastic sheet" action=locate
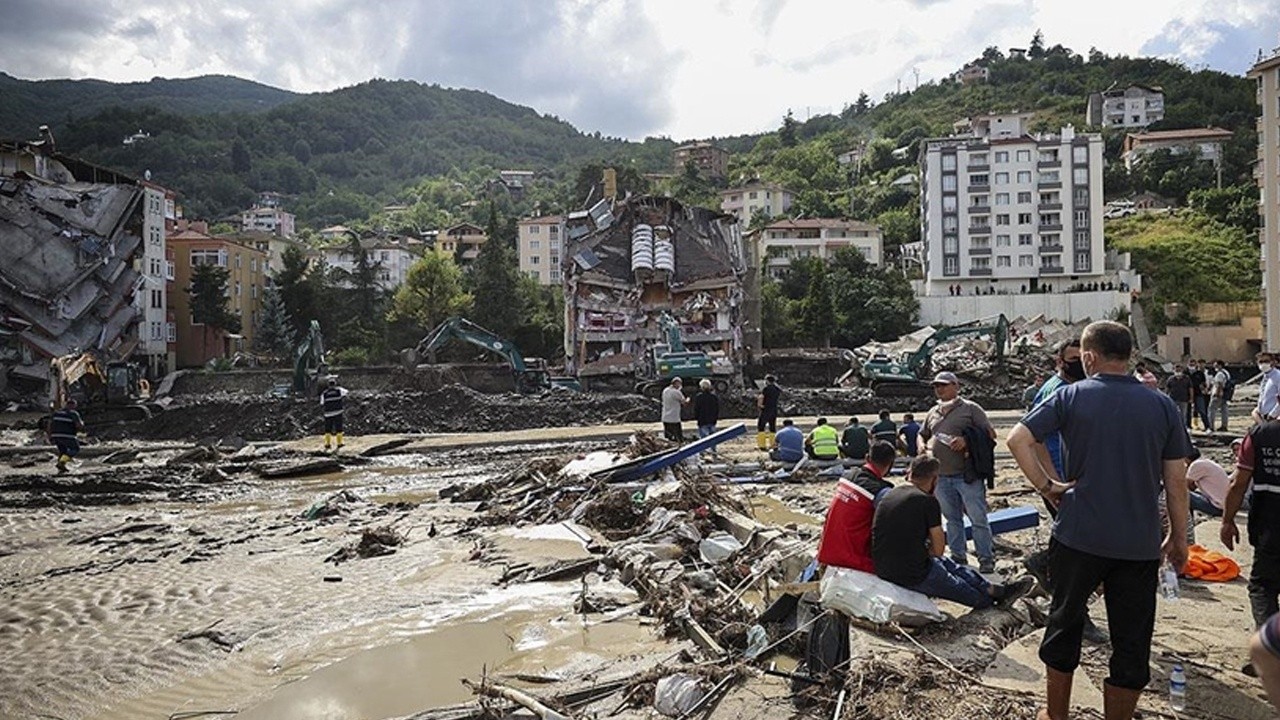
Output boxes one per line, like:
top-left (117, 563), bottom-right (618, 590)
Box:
top-left (819, 566), bottom-right (945, 626)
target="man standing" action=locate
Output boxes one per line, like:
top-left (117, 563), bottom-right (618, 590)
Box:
top-left (1190, 359), bottom-right (1212, 432)
top-left (899, 413), bottom-right (922, 457)
top-left (321, 377), bottom-right (349, 451)
top-left (692, 378), bottom-right (719, 438)
top-left (816, 442), bottom-right (897, 573)
top-left (919, 371), bottom-right (998, 572)
top-left (839, 417), bottom-right (870, 461)
top-left (1222, 416), bottom-right (1280, 676)
top-left (756, 374), bottom-right (781, 450)
top-left (872, 455), bottom-right (1033, 608)
top-left (1209, 360), bottom-right (1231, 432)
top-left (47, 399), bottom-right (85, 474)
top-left (1253, 352), bottom-right (1280, 426)
top-left (805, 418), bottom-right (840, 461)
top-left (661, 377), bottom-right (689, 442)
top-left (770, 419), bottom-right (804, 463)
top-left (871, 409), bottom-right (897, 445)
top-left (1165, 364), bottom-right (1193, 428)
top-left (1008, 320), bottom-right (1191, 720)
top-left (1023, 373), bottom-right (1045, 411)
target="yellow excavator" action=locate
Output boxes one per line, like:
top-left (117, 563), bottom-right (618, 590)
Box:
top-left (47, 351), bottom-right (155, 424)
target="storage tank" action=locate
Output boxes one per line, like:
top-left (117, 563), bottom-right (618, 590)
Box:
top-left (631, 223), bottom-right (654, 271)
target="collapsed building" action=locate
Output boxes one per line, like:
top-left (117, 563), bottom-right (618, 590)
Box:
top-left (0, 136), bottom-right (144, 392)
top-left (562, 196), bottom-right (758, 391)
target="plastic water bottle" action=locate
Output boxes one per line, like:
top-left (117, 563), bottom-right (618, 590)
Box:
top-left (1161, 560), bottom-right (1180, 600)
top-left (1169, 663), bottom-right (1187, 711)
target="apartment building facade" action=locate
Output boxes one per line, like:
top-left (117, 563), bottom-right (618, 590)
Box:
top-left (673, 142), bottom-right (729, 180)
top-left (322, 236), bottom-right (422, 291)
top-left (1086, 84), bottom-right (1165, 129)
top-left (920, 113), bottom-right (1105, 296)
top-left (136, 181), bottom-right (177, 377)
top-left (167, 228), bottom-right (268, 367)
top-left (1252, 50), bottom-right (1280, 349)
top-left (719, 182), bottom-right (794, 228)
top-left (749, 218), bottom-right (883, 279)
top-left (1121, 127), bottom-right (1234, 171)
top-left (436, 222), bottom-right (488, 266)
top-left (516, 215), bottom-right (564, 285)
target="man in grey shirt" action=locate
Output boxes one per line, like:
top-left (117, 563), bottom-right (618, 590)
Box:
top-left (919, 371), bottom-right (997, 572)
top-left (1008, 320), bottom-right (1190, 720)
top-left (660, 377), bottom-right (689, 442)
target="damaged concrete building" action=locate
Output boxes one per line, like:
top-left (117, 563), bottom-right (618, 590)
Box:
top-left (0, 137), bottom-right (145, 392)
top-left (562, 195), bottom-right (759, 390)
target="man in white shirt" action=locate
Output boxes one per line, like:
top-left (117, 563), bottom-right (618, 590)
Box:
top-left (1209, 360), bottom-right (1231, 432)
top-left (1186, 446), bottom-right (1237, 518)
top-left (661, 377), bottom-right (689, 442)
top-left (1254, 352), bottom-right (1280, 426)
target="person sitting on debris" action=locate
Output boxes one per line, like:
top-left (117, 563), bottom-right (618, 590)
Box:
top-left (805, 418), bottom-right (840, 461)
top-left (692, 378), bottom-right (720, 439)
top-left (816, 441), bottom-right (898, 573)
top-left (839, 417), bottom-right (870, 461)
top-left (47, 399), bottom-right (85, 474)
top-left (872, 455), bottom-right (1034, 609)
top-left (1186, 445), bottom-right (1241, 518)
top-left (756, 374), bottom-right (781, 450)
top-left (871, 409), bottom-right (897, 445)
top-left (321, 377), bottom-right (349, 451)
top-left (661, 377), bottom-right (690, 442)
top-left (770, 419), bottom-right (804, 463)
top-left (899, 413), bottom-right (921, 457)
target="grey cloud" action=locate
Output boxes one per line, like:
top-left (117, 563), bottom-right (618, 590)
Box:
top-left (115, 18), bottom-right (158, 39)
top-left (0, 0), bottom-right (120, 76)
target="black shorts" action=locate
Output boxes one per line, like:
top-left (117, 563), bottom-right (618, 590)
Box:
top-left (757, 413), bottom-right (777, 432)
top-left (53, 438), bottom-right (79, 458)
top-left (324, 415), bottom-right (344, 433)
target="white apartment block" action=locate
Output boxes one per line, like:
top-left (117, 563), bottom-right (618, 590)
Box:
top-left (751, 218), bottom-right (883, 279)
top-left (240, 205), bottom-right (296, 238)
top-left (322, 237), bottom-right (420, 292)
top-left (136, 182), bottom-right (176, 377)
top-left (517, 215), bottom-right (564, 285)
top-left (1252, 50), bottom-right (1280, 350)
top-left (920, 113), bottom-right (1105, 296)
top-left (1086, 84), bottom-right (1165, 129)
top-left (720, 182), bottom-right (794, 228)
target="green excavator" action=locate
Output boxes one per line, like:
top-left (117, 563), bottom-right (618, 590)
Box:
top-left (858, 314), bottom-right (1009, 397)
top-left (407, 316), bottom-right (580, 393)
top-left (293, 320), bottom-right (328, 396)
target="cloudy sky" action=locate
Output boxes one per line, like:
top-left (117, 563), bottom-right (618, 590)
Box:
top-left (1, 0), bottom-right (1278, 140)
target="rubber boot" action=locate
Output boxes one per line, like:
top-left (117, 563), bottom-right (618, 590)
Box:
top-left (757, 432), bottom-right (768, 450)
top-left (56, 454), bottom-right (69, 474)
top-left (324, 433), bottom-right (332, 450)
top-left (766, 431), bottom-right (776, 449)
top-left (1102, 681), bottom-right (1141, 720)
top-left (336, 432), bottom-right (344, 449)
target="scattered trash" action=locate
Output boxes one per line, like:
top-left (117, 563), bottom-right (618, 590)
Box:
top-left (653, 673), bottom-right (706, 717)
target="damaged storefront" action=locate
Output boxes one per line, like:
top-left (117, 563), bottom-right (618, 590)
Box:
top-left (563, 196), bottom-right (756, 392)
top-left (0, 139), bottom-right (144, 399)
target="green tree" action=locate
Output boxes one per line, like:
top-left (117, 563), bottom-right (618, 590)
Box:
top-left (797, 264), bottom-right (834, 346)
top-left (328, 235), bottom-right (387, 356)
top-left (760, 280), bottom-right (798, 348)
top-left (469, 205), bottom-right (524, 338)
top-left (779, 110), bottom-right (799, 148)
top-left (231, 138), bottom-right (251, 174)
top-left (187, 263), bottom-right (241, 359)
top-left (853, 92), bottom-right (872, 116)
top-left (389, 253), bottom-right (473, 332)
top-left (275, 244), bottom-right (322, 338)
top-left (1029, 30), bottom-right (1046, 59)
top-left (1187, 184), bottom-right (1259, 234)
top-left (875, 208), bottom-right (920, 257)
top-left (254, 282), bottom-right (294, 358)
top-left (826, 248), bottom-right (918, 347)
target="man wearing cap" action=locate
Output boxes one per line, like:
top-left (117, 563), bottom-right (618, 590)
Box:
top-left (919, 371), bottom-right (998, 573)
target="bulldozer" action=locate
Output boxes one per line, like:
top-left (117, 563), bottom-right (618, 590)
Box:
top-left (47, 351), bottom-right (156, 425)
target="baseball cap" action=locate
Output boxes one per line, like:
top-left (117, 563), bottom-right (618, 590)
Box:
top-left (931, 371), bottom-right (959, 385)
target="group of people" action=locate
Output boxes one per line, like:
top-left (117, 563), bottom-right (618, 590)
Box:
top-left (815, 320), bottom-right (1280, 719)
top-left (1155, 357), bottom-right (1238, 432)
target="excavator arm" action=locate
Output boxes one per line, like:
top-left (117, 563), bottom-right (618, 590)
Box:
top-left (905, 314), bottom-right (1008, 377)
top-left (293, 320), bottom-right (327, 394)
top-left (415, 317), bottom-right (528, 373)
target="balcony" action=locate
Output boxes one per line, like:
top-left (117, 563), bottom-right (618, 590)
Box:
top-left (969, 246), bottom-right (992, 255)
top-left (969, 204), bottom-right (991, 215)
top-left (1037, 159), bottom-right (1060, 168)
top-left (1038, 180), bottom-right (1062, 189)
top-left (969, 267), bottom-right (993, 276)
top-left (968, 225), bottom-right (992, 235)
top-left (1039, 265), bottom-right (1064, 275)
top-left (967, 163), bottom-right (990, 171)
top-left (1038, 202), bottom-right (1062, 211)
top-left (967, 184), bottom-right (990, 193)
top-left (1038, 223), bottom-right (1063, 232)
top-left (1038, 243), bottom-right (1063, 253)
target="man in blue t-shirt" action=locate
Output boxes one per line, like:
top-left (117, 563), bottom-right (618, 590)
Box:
top-left (1008, 321), bottom-right (1191, 720)
top-left (898, 413), bottom-right (921, 456)
top-left (769, 419), bottom-right (805, 463)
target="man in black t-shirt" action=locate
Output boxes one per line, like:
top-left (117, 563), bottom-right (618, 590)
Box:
top-left (756, 374), bottom-right (782, 450)
top-left (872, 456), bottom-right (1032, 609)
top-left (1164, 364), bottom-right (1193, 428)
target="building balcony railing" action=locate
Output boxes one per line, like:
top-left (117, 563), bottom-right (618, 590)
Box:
top-left (1038, 243), bottom-right (1064, 253)
top-left (1037, 159), bottom-right (1061, 168)
top-left (1038, 223), bottom-right (1063, 232)
top-left (969, 246), bottom-right (992, 255)
top-left (1038, 202), bottom-right (1062, 211)
top-left (967, 184), bottom-right (990, 193)
top-left (1039, 266), bottom-right (1064, 275)
top-left (969, 267), bottom-right (993, 276)
top-left (1038, 181), bottom-right (1062, 189)
top-left (967, 163), bottom-right (990, 171)
top-left (968, 225), bottom-right (992, 235)
top-left (969, 205), bottom-right (991, 215)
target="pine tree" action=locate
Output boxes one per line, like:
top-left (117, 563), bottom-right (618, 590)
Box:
top-left (779, 110), bottom-right (799, 147)
top-left (1029, 30), bottom-right (1046, 59)
top-left (470, 204), bottom-right (524, 339)
top-left (188, 264), bottom-right (241, 359)
top-left (798, 264), bottom-right (834, 347)
top-left (254, 282), bottom-right (295, 358)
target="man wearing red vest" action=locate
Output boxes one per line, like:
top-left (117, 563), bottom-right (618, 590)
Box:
top-left (816, 442), bottom-right (898, 572)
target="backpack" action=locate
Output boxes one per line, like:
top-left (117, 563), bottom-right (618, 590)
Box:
top-left (1224, 373), bottom-right (1237, 402)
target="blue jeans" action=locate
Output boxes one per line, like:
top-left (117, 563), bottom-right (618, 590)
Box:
top-left (1194, 396), bottom-right (1211, 430)
top-left (1210, 397), bottom-right (1229, 430)
top-left (935, 474), bottom-right (993, 566)
top-left (909, 556), bottom-right (993, 609)
top-left (697, 424), bottom-right (717, 438)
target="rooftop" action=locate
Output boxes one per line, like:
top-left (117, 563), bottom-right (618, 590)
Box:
top-left (762, 218), bottom-right (879, 231)
top-left (517, 214), bottom-right (563, 225)
top-left (1126, 127), bottom-right (1234, 142)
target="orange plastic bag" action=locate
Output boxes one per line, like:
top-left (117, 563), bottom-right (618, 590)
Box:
top-left (1182, 544), bottom-right (1240, 582)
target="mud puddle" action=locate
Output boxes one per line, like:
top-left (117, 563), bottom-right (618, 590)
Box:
top-left (748, 495), bottom-right (821, 528)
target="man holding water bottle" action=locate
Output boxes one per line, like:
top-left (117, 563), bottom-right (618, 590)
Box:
top-left (1007, 320), bottom-right (1191, 720)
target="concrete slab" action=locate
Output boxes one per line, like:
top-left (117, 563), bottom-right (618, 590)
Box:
top-left (982, 628), bottom-right (1104, 713)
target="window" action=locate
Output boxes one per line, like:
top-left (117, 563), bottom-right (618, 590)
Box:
top-left (165, 261), bottom-right (175, 280)
top-left (531, 256), bottom-right (540, 265)
top-left (1039, 150), bottom-right (1059, 163)
top-left (970, 195), bottom-right (989, 207)
top-left (1073, 145), bottom-right (1088, 163)
top-left (1038, 170), bottom-right (1060, 183)
top-left (527, 271), bottom-right (540, 280)
top-left (1074, 188), bottom-right (1089, 204)
top-left (1019, 254), bottom-right (1034, 267)
top-left (550, 269), bottom-right (561, 282)
top-left (530, 240), bottom-right (541, 250)
top-left (1075, 251), bottom-right (1091, 268)
top-left (941, 155), bottom-right (957, 171)
top-left (191, 249), bottom-right (222, 266)
top-left (1041, 234), bottom-right (1060, 247)
top-left (994, 172), bottom-right (1009, 185)
top-left (235, 254), bottom-right (242, 269)
top-left (1041, 254), bottom-right (1061, 267)
top-left (972, 257), bottom-right (991, 270)
top-left (1017, 170), bottom-right (1032, 183)
top-left (1074, 230), bottom-right (1090, 249)
top-left (1040, 213), bottom-right (1060, 226)
top-left (530, 225), bottom-right (541, 234)
top-left (1073, 168), bottom-right (1088, 185)
top-left (995, 193), bottom-right (1010, 205)
top-left (942, 175), bottom-right (957, 192)
top-left (994, 151), bottom-right (1009, 163)
top-left (150, 289), bottom-right (162, 309)
top-left (943, 236), bottom-right (959, 253)
top-left (235, 282), bottom-right (242, 297)
top-left (942, 195), bottom-right (958, 212)
top-left (748, 191), bottom-right (758, 199)
top-left (969, 153), bottom-right (987, 165)
top-left (970, 173), bottom-right (989, 186)
top-left (550, 253), bottom-right (559, 264)
top-left (1017, 149), bottom-right (1031, 162)
top-left (1017, 191), bottom-right (1032, 204)
top-left (971, 216), bottom-right (990, 228)
top-left (996, 234), bottom-right (1011, 247)
top-left (1018, 233), bottom-right (1032, 245)
top-left (1017, 213), bottom-right (1032, 224)
top-left (943, 256), bottom-right (959, 275)
top-left (250, 258), bottom-right (258, 273)
top-left (943, 216), bottom-right (958, 232)
top-left (997, 256), bottom-right (1011, 268)
top-left (550, 239), bottom-right (560, 250)
top-left (549, 226), bottom-right (559, 237)
top-left (1074, 209), bottom-right (1089, 225)
top-left (972, 237), bottom-right (990, 249)
top-left (252, 285), bottom-right (258, 299)
top-left (996, 214), bottom-right (1010, 225)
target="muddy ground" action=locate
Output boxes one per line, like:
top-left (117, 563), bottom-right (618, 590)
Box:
top-left (0, 405), bottom-right (1269, 720)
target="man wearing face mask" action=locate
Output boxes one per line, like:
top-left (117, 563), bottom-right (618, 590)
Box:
top-left (1189, 359), bottom-right (1212, 432)
top-left (1007, 321), bottom-right (1191, 720)
top-left (1252, 352), bottom-right (1280, 427)
top-left (1165, 364), bottom-right (1193, 429)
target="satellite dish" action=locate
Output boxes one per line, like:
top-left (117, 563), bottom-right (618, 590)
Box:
top-left (144, 169), bottom-right (152, 181)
